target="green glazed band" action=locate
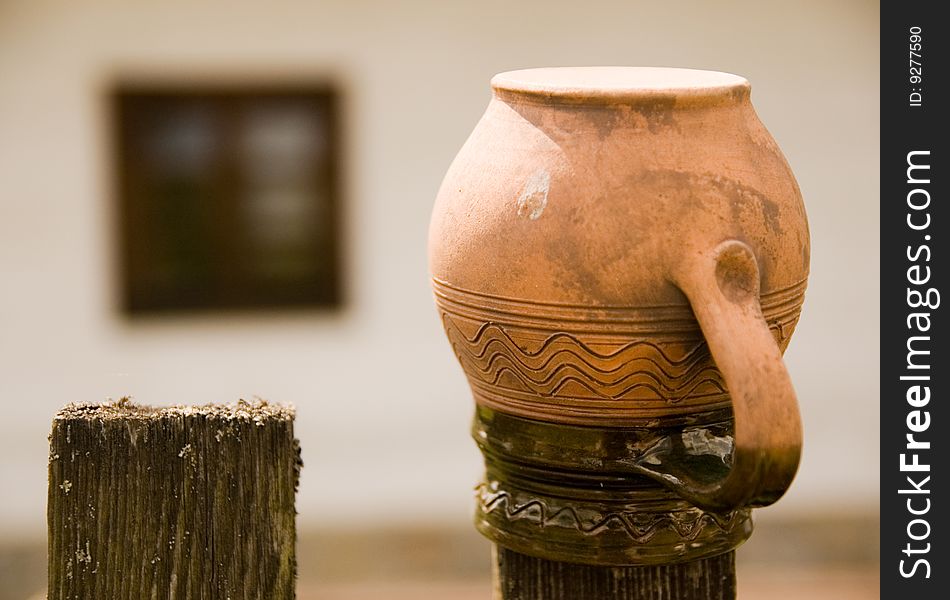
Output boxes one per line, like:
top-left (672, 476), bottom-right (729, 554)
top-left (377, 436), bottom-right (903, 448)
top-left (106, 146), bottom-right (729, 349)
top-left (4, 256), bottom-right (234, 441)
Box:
top-left (472, 406), bottom-right (752, 566)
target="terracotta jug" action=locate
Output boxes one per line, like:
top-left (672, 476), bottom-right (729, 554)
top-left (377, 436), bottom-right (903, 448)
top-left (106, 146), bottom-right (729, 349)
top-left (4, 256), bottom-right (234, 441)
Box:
top-left (429, 67), bottom-right (808, 564)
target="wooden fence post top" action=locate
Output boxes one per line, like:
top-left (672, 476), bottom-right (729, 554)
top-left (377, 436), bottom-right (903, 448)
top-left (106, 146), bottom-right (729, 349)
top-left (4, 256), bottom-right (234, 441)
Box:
top-left (53, 397), bottom-right (296, 423)
top-left (48, 398), bottom-right (301, 600)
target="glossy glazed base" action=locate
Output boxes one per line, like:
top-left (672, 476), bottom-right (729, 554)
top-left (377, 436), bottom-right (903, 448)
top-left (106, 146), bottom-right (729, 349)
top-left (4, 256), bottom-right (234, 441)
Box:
top-left (472, 407), bottom-right (752, 566)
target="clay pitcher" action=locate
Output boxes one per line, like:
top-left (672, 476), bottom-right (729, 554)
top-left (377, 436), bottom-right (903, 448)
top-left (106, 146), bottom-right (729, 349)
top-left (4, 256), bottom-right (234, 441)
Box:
top-left (429, 67), bottom-right (808, 564)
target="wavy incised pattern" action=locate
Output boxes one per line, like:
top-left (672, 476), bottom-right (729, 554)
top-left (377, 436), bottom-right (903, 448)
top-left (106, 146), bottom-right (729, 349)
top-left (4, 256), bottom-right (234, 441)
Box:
top-left (476, 483), bottom-right (745, 543)
top-left (435, 279), bottom-right (805, 423)
top-left (444, 315), bottom-right (725, 402)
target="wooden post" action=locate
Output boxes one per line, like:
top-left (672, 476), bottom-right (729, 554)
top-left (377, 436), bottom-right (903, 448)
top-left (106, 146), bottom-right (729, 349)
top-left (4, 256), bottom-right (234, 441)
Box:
top-left (47, 399), bottom-right (300, 600)
top-left (494, 547), bottom-right (735, 600)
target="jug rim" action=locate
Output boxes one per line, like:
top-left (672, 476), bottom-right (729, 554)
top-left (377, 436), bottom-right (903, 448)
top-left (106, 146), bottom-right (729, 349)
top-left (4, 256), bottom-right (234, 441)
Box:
top-left (491, 66), bottom-right (750, 107)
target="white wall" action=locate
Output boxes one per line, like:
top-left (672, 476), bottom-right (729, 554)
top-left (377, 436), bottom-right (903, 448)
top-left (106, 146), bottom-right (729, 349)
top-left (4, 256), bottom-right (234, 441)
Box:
top-left (0, 0), bottom-right (879, 538)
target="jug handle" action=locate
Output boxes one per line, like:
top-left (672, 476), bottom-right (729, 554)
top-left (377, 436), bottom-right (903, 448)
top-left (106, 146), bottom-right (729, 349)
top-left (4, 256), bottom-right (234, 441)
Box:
top-left (666, 239), bottom-right (802, 510)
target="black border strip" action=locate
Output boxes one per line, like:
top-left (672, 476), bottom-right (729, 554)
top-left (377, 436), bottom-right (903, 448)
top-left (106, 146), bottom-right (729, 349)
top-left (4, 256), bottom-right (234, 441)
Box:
top-left (881, 2), bottom-right (946, 596)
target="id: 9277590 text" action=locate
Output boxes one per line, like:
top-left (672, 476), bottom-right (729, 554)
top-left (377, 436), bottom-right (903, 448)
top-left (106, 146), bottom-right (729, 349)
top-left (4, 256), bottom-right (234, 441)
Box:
top-left (909, 26), bottom-right (923, 107)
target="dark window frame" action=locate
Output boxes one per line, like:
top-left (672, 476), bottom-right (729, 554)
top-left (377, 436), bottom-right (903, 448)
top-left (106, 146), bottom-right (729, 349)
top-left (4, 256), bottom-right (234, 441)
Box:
top-left (112, 83), bottom-right (343, 315)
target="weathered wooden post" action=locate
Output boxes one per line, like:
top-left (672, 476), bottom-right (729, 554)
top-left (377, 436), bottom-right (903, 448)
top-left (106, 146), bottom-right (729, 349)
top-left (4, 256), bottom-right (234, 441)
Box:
top-left (48, 399), bottom-right (300, 599)
top-left (428, 67), bottom-right (809, 599)
top-left (494, 547), bottom-right (736, 599)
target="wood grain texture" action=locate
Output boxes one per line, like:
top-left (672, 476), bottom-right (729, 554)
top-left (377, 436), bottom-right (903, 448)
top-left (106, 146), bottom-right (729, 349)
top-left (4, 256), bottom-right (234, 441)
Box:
top-left (47, 400), bottom-right (300, 600)
top-left (494, 546), bottom-right (735, 600)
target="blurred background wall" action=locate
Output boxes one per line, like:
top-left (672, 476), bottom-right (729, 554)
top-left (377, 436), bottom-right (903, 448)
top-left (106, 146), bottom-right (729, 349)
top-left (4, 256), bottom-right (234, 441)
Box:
top-left (0, 0), bottom-right (878, 548)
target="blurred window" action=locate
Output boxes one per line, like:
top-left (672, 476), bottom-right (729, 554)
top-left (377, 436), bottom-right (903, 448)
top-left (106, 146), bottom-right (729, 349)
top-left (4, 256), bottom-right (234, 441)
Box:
top-left (113, 85), bottom-right (342, 313)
